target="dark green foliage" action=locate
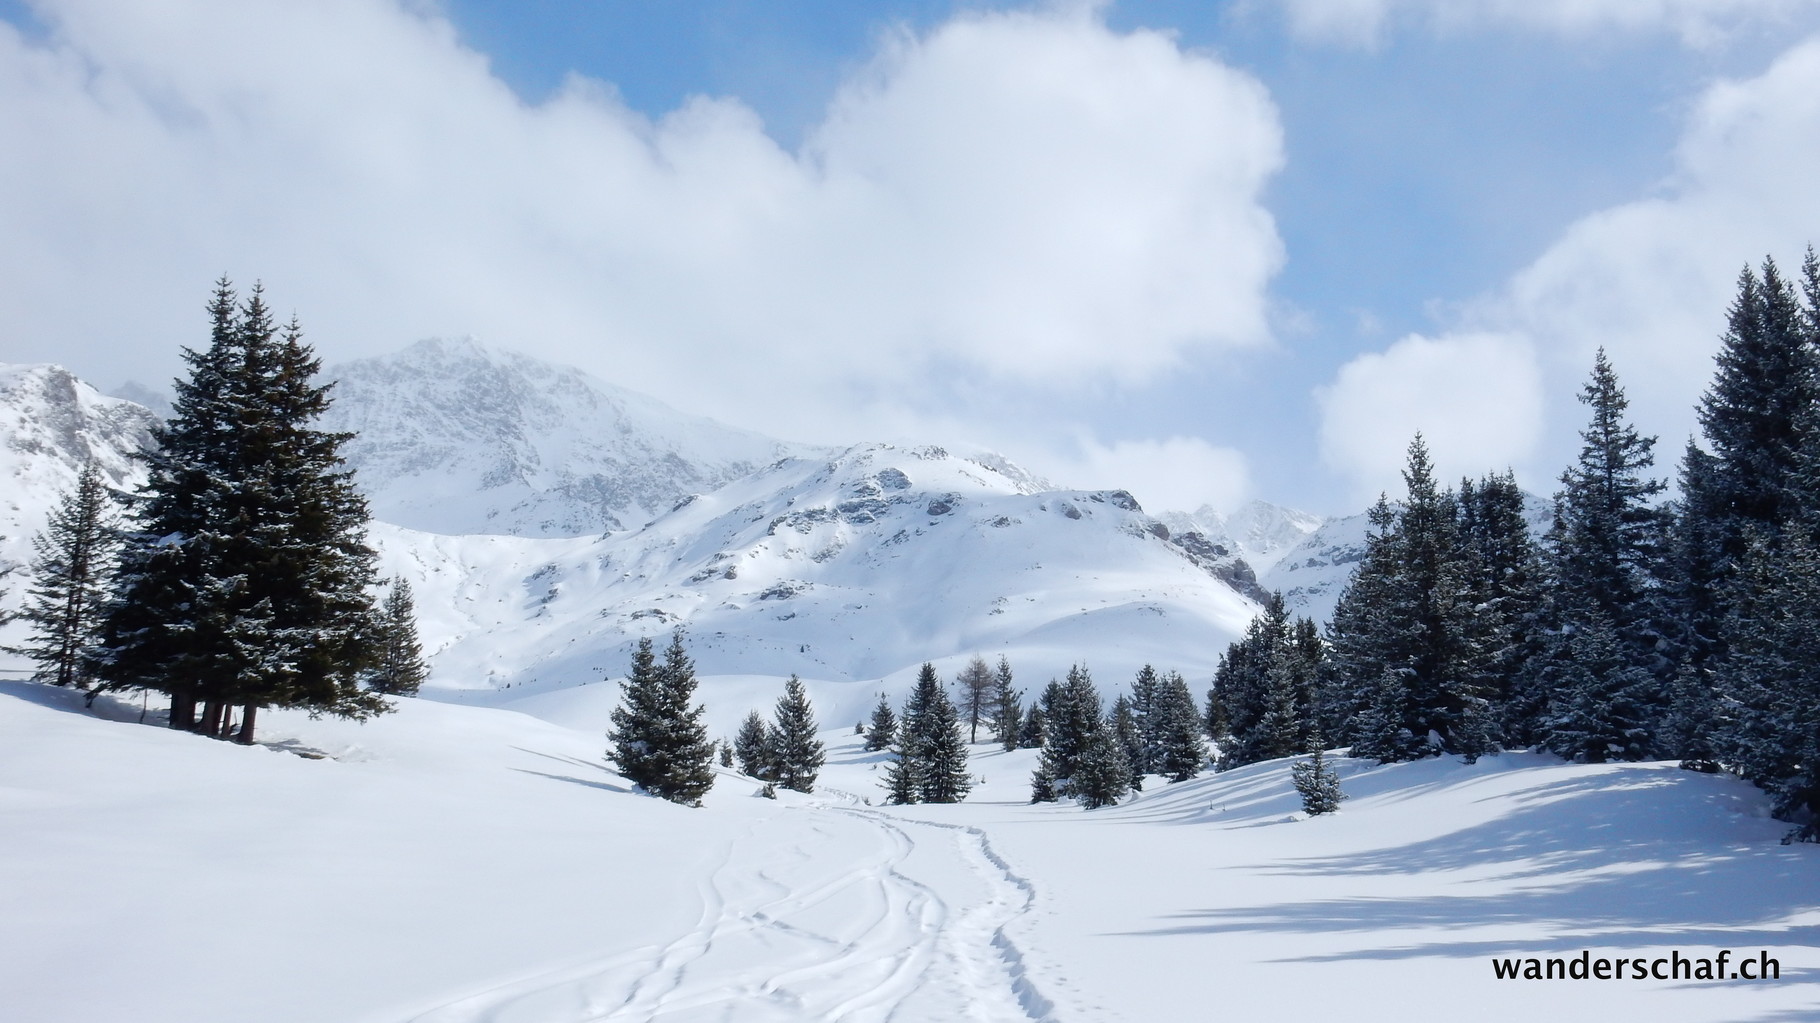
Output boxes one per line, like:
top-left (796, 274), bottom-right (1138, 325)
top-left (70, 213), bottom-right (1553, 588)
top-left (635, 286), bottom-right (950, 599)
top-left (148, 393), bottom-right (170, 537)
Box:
top-left (1030, 666), bottom-right (1106, 803)
top-left (1129, 664), bottom-right (1161, 774)
top-left (864, 693), bottom-right (897, 752)
top-left (770, 674), bottom-right (824, 793)
top-left (1018, 702), bottom-right (1048, 749)
top-left (882, 663), bottom-right (971, 804)
top-left (14, 461), bottom-right (119, 691)
top-left (735, 708), bottom-right (774, 778)
top-left (1109, 694), bottom-right (1144, 791)
top-left (992, 655), bottom-right (1022, 752)
top-left (718, 740), bottom-right (734, 768)
top-left (1153, 671), bottom-right (1207, 782)
top-left (368, 577), bottom-right (427, 696)
top-left (1659, 664), bottom-right (1721, 772)
top-left (1540, 614), bottom-right (1656, 763)
top-left (1213, 593), bottom-right (1323, 768)
top-left (1291, 739), bottom-right (1345, 816)
top-left (607, 631), bottom-right (715, 805)
top-left (94, 281), bottom-right (386, 743)
top-left (1072, 724), bottom-right (1131, 809)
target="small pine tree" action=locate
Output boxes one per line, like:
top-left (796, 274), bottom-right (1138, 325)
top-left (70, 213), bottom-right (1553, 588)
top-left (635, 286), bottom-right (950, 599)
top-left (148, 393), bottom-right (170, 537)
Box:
top-left (734, 709), bottom-right (775, 778)
top-left (608, 631), bottom-right (715, 805)
top-left (718, 740), bottom-right (734, 768)
top-left (1154, 670), bottom-right (1207, 783)
top-left (882, 718), bottom-right (923, 805)
top-left (1073, 723), bottom-right (1131, 809)
top-left (368, 576), bottom-right (427, 696)
top-left (1110, 694), bottom-right (1144, 791)
top-left (1291, 736), bottom-right (1345, 815)
top-left (1018, 702), bottom-right (1048, 749)
top-left (911, 663), bottom-right (972, 803)
top-left (770, 675), bottom-right (825, 793)
top-left (992, 655), bottom-right (1022, 752)
top-left (14, 461), bottom-right (119, 691)
top-left (864, 692), bottom-right (897, 752)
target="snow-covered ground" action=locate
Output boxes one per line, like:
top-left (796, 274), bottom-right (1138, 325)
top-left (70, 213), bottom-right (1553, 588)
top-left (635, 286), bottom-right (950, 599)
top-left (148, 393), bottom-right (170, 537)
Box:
top-left (4, 679), bottom-right (1816, 1022)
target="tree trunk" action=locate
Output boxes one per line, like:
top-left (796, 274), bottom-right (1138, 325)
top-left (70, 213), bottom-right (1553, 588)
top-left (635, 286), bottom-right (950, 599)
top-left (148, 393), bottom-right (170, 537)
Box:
top-left (236, 705), bottom-right (258, 745)
top-left (169, 688), bottom-right (196, 730)
top-left (198, 699), bottom-right (224, 737)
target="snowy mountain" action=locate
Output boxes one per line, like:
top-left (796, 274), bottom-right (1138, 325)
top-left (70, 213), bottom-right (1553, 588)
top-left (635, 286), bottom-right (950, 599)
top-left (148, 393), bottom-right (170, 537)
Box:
top-left (1158, 499), bottom-right (1324, 575)
top-left (318, 338), bottom-right (819, 537)
top-left (0, 364), bottom-right (155, 626)
top-left (1261, 490), bottom-right (1557, 628)
top-left (374, 441), bottom-right (1263, 724)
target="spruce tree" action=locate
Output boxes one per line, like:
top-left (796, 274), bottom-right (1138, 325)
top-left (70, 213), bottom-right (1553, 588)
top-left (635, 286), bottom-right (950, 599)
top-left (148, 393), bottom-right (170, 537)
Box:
top-left (94, 281), bottom-right (385, 743)
top-left (1291, 735), bottom-right (1345, 816)
top-left (735, 710), bottom-right (775, 778)
top-left (1018, 702), bottom-right (1048, 749)
top-left (882, 718), bottom-right (923, 805)
top-left (368, 576), bottom-right (427, 696)
top-left (864, 692), bottom-right (897, 752)
top-left (14, 461), bottom-right (120, 691)
top-left (608, 631), bottom-right (715, 805)
top-left (1072, 724), bottom-right (1131, 809)
top-left (991, 655), bottom-right (1022, 752)
top-left (1030, 666), bottom-right (1102, 799)
top-left (1109, 694), bottom-right (1144, 791)
top-left (907, 662), bottom-right (971, 803)
top-left (1541, 613), bottom-right (1656, 764)
top-left (1154, 671), bottom-right (1207, 783)
top-left (770, 675), bottom-right (824, 793)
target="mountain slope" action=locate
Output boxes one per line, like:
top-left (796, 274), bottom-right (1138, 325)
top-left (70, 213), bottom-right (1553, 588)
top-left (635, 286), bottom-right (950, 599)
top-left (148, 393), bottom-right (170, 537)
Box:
top-left (320, 338), bottom-right (817, 537)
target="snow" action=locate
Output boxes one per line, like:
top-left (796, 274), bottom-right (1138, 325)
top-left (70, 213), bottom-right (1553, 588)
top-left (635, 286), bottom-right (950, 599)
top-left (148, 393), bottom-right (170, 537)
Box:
top-left (4, 679), bottom-right (1816, 1022)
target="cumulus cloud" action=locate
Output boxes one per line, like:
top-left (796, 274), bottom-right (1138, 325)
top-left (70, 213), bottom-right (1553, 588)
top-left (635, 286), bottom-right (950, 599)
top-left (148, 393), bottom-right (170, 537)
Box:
top-left (1317, 332), bottom-right (1544, 504)
top-left (1280, 0), bottom-right (1816, 47)
top-left (1316, 35), bottom-right (1820, 501)
top-left (1047, 435), bottom-right (1252, 516)
top-left (0, 0), bottom-right (1284, 451)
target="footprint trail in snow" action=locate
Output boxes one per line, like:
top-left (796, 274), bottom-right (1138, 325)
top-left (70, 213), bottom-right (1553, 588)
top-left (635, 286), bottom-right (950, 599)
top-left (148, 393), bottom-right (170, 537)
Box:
top-left (404, 798), bottom-right (1054, 1023)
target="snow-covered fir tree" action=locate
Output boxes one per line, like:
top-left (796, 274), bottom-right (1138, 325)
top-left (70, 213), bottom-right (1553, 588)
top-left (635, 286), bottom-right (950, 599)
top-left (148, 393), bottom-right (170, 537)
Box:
top-left (1291, 735), bottom-right (1345, 816)
top-left (368, 577), bottom-right (427, 696)
top-left (1110, 694), bottom-right (1144, 791)
top-left (1153, 671), bottom-right (1207, 783)
top-left (608, 631), bottom-right (715, 805)
top-left (1211, 593), bottom-right (1322, 769)
top-left (864, 693), bottom-right (897, 753)
top-left (1072, 723), bottom-right (1131, 810)
top-left (1018, 702), bottom-right (1048, 749)
top-left (905, 662), bottom-right (971, 803)
top-left (1030, 666), bottom-right (1102, 802)
top-left (13, 460), bottom-right (119, 691)
top-left (769, 675), bottom-right (824, 793)
top-left (93, 281), bottom-right (386, 743)
top-left (735, 709), bottom-right (775, 778)
top-left (991, 655), bottom-right (1021, 752)
top-left (881, 718), bottom-right (923, 805)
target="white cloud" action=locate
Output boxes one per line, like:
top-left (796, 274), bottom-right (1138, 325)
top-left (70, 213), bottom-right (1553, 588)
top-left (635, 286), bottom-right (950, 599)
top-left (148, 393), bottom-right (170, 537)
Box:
top-left (1045, 435), bottom-right (1252, 516)
top-left (0, 0), bottom-right (1285, 451)
top-left (1316, 35), bottom-right (1820, 502)
top-left (1280, 0), bottom-right (1816, 47)
top-left (1317, 332), bottom-right (1544, 504)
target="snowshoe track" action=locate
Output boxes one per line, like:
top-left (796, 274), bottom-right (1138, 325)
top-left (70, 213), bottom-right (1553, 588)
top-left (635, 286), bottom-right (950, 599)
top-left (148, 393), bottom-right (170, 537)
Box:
top-left (401, 801), bottom-right (1053, 1022)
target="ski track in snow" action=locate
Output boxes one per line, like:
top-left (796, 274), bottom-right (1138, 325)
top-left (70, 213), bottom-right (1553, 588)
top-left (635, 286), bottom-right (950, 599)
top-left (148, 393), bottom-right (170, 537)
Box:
top-left (401, 793), bottom-right (1053, 1023)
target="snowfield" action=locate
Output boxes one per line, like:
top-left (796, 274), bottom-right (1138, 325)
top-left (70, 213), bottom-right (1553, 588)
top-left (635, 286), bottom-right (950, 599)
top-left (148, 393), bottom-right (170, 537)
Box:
top-left (4, 679), bottom-right (1817, 1022)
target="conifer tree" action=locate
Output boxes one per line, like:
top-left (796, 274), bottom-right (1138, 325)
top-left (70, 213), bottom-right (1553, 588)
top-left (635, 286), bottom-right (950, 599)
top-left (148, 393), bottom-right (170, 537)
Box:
top-left (1110, 694), bottom-right (1144, 791)
top-left (908, 662), bottom-right (971, 803)
top-left (1130, 664), bottom-right (1161, 774)
top-left (864, 693), bottom-right (897, 752)
top-left (1031, 666), bottom-right (1102, 800)
top-left (770, 675), bottom-right (824, 793)
top-left (14, 461), bottom-right (119, 691)
top-left (1073, 724), bottom-right (1131, 809)
top-left (1154, 671), bottom-right (1207, 782)
top-left (718, 740), bottom-right (734, 768)
top-left (608, 631), bottom-right (715, 805)
top-left (368, 576), bottom-right (427, 696)
top-left (735, 709), bottom-right (775, 778)
top-left (94, 281), bottom-right (385, 743)
top-left (1541, 613), bottom-right (1656, 763)
top-left (992, 655), bottom-right (1022, 752)
top-left (882, 718), bottom-right (923, 805)
top-left (1018, 702), bottom-right (1048, 749)
top-left (1291, 734), bottom-right (1345, 816)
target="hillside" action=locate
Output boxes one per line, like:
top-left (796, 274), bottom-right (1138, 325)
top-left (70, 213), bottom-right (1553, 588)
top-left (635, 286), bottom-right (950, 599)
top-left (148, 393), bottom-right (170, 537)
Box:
top-left (2, 678), bottom-right (1812, 1022)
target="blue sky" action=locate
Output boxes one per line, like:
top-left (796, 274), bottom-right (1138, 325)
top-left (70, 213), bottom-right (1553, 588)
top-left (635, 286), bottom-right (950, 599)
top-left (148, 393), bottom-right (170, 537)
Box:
top-left (4, 0), bottom-right (1820, 516)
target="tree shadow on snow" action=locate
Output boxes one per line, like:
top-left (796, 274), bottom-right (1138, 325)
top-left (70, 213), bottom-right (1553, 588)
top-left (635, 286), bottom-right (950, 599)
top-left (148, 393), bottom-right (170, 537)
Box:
top-left (1116, 766), bottom-right (1820, 968)
top-left (509, 745), bottom-right (632, 793)
top-left (0, 678), bottom-right (165, 725)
